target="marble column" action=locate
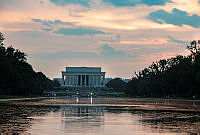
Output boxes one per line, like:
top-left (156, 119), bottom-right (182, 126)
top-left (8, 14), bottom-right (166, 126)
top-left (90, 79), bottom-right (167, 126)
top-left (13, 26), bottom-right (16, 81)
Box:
top-left (72, 76), bottom-right (74, 86)
top-left (95, 75), bottom-right (97, 86)
top-left (84, 75), bottom-right (86, 86)
top-left (70, 76), bottom-right (72, 86)
top-left (80, 75), bottom-right (82, 86)
top-left (69, 76), bottom-right (71, 86)
top-left (90, 76), bottom-right (93, 87)
top-left (103, 75), bottom-right (105, 86)
top-left (75, 75), bottom-right (78, 86)
top-left (67, 76), bottom-right (69, 86)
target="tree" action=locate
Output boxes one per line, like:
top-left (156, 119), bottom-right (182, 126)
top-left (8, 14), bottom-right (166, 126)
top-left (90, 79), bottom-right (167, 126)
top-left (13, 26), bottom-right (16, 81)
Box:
top-left (187, 40), bottom-right (200, 55)
top-left (106, 78), bottom-right (127, 91)
top-left (0, 32), bottom-right (4, 46)
top-left (126, 50), bottom-right (200, 98)
top-left (52, 80), bottom-right (61, 88)
top-left (0, 32), bottom-right (58, 96)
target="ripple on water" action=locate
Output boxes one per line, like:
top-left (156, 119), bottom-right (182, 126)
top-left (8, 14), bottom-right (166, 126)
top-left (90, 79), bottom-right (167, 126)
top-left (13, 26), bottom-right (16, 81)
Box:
top-left (0, 98), bottom-right (200, 135)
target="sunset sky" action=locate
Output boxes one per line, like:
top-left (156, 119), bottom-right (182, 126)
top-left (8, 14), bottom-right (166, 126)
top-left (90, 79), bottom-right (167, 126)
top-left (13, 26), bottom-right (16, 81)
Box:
top-left (0, 0), bottom-right (199, 79)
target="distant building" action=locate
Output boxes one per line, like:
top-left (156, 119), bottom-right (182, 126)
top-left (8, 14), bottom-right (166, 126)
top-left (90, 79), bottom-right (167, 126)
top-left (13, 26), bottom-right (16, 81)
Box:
top-left (61, 67), bottom-right (106, 88)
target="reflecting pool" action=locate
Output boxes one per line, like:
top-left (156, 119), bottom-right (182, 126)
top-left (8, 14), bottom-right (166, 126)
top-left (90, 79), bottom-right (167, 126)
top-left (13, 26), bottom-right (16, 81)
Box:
top-left (0, 98), bottom-right (200, 135)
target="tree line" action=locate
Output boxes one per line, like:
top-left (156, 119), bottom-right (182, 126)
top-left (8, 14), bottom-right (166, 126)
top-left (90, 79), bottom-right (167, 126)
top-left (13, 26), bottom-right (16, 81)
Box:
top-left (106, 78), bottom-right (127, 91)
top-left (125, 40), bottom-right (200, 98)
top-left (0, 32), bottom-right (60, 96)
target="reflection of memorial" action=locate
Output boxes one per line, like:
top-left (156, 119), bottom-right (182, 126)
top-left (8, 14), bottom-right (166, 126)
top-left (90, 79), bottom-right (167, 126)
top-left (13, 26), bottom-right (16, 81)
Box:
top-left (61, 106), bottom-right (105, 133)
top-left (62, 106), bottom-right (105, 117)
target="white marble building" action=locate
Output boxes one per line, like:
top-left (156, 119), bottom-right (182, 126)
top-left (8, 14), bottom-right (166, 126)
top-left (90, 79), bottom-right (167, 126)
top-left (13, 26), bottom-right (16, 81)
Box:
top-left (61, 67), bottom-right (106, 88)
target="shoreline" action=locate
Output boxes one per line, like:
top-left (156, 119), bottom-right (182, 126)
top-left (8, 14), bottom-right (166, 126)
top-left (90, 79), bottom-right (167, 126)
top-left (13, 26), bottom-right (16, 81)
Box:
top-left (0, 96), bottom-right (50, 102)
top-left (0, 96), bottom-right (200, 102)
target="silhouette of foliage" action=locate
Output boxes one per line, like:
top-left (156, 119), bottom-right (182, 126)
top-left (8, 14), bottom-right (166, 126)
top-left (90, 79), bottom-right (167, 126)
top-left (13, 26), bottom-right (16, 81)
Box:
top-left (0, 32), bottom-right (58, 96)
top-left (126, 41), bottom-right (200, 98)
top-left (187, 40), bottom-right (200, 55)
top-left (106, 78), bottom-right (127, 91)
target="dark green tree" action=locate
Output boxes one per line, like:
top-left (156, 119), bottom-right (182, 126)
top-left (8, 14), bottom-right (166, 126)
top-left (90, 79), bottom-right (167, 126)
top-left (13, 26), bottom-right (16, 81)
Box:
top-left (126, 40), bottom-right (200, 98)
top-left (106, 78), bottom-right (127, 91)
top-left (0, 32), bottom-right (58, 96)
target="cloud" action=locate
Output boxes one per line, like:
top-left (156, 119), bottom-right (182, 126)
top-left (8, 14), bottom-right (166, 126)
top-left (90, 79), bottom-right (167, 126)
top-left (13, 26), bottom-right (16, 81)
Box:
top-left (33, 44), bottom-right (134, 62)
top-left (40, 1), bottom-right (44, 5)
top-left (102, 0), bottom-right (171, 7)
top-left (102, 34), bottom-right (120, 43)
top-left (54, 27), bottom-right (105, 36)
top-left (102, 0), bottom-right (139, 7)
top-left (102, 39), bottom-right (116, 42)
top-left (34, 51), bottom-right (97, 59)
top-left (32, 18), bottom-right (74, 27)
top-left (141, 0), bottom-right (172, 6)
top-left (168, 36), bottom-right (186, 44)
top-left (41, 28), bottom-right (52, 32)
top-left (148, 8), bottom-right (200, 28)
top-left (101, 44), bottom-right (126, 56)
top-left (10, 30), bottom-right (46, 38)
top-left (49, 0), bottom-right (90, 7)
top-left (34, 44), bottom-right (130, 60)
top-left (32, 19), bottom-right (105, 36)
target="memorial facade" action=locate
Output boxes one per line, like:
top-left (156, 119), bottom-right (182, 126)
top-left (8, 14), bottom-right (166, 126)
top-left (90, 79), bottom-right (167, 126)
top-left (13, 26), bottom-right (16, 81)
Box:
top-left (62, 67), bottom-right (106, 88)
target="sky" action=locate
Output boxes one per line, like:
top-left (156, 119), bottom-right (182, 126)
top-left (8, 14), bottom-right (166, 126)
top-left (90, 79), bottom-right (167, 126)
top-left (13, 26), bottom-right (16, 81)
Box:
top-left (0, 0), bottom-right (199, 79)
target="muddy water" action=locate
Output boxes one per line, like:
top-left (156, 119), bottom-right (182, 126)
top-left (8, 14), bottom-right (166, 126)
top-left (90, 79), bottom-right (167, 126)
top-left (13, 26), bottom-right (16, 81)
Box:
top-left (0, 98), bottom-right (200, 135)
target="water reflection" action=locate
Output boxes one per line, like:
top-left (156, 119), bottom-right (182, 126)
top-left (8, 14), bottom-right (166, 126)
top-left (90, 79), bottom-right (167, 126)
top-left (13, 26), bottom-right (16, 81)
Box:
top-left (0, 102), bottom-right (59, 134)
top-left (91, 97), bottom-right (93, 104)
top-left (61, 106), bottom-right (105, 134)
top-left (76, 97), bottom-right (79, 103)
top-left (75, 97), bottom-right (93, 104)
top-left (138, 110), bottom-right (200, 134)
top-left (61, 106), bottom-right (105, 117)
top-left (1, 98), bottom-right (200, 135)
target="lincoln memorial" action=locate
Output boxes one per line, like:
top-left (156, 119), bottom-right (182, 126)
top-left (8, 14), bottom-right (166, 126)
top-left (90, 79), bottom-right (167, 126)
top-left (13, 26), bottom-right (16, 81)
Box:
top-left (61, 67), bottom-right (106, 88)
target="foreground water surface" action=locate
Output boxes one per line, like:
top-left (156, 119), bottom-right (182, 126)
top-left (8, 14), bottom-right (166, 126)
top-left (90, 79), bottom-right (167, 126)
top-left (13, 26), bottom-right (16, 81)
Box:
top-left (0, 97), bottom-right (200, 135)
